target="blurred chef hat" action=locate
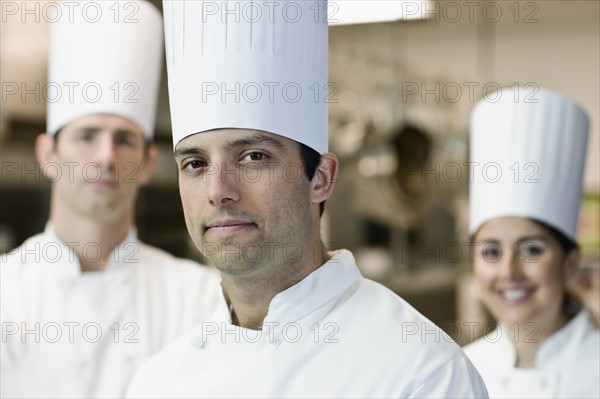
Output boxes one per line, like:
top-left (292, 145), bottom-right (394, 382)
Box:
top-left (469, 87), bottom-right (589, 242)
top-left (47, 0), bottom-right (163, 138)
top-left (162, 0), bottom-right (328, 152)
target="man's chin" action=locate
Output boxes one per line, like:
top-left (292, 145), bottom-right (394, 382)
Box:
top-left (76, 201), bottom-right (129, 222)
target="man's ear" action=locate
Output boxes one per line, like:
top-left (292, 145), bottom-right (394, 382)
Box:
top-left (138, 145), bottom-right (159, 186)
top-left (311, 153), bottom-right (339, 205)
top-left (35, 133), bottom-right (58, 180)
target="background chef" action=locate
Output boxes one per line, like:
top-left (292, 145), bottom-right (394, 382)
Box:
top-left (464, 87), bottom-right (600, 398)
top-left (1, 1), bottom-right (220, 397)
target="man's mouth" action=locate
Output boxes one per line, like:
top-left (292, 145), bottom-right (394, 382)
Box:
top-left (204, 220), bottom-right (256, 237)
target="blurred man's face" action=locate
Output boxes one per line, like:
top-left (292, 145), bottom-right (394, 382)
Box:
top-left (39, 114), bottom-right (155, 222)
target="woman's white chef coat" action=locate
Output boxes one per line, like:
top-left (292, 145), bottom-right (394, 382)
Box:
top-left (464, 311), bottom-right (600, 398)
top-left (1, 225), bottom-right (221, 398)
top-left (127, 250), bottom-right (489, 398)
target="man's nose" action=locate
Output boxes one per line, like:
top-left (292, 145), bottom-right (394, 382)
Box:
top-left (206, 161), bottom-right (241, 207)
top-left (94, 135), bottom-right (118, 166)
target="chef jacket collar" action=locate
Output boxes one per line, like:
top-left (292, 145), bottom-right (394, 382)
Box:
top-left (495, 310), bottom-right (591, 370)
top-left (43, 222), bottom-right (138, 277)
top-left (264, 250), bottom-right (361, 327)
top-left (203, 250), bottom-right (361, 337)
top-left (536, 310), bottom-right (592, 367)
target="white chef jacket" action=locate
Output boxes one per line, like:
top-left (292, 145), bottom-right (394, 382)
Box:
top-left (463, 311), bottom-right (600, 398)
top-left (127, 250), bottom-right (489, 398)
top-left (1, 225), bottom-right (222, 398)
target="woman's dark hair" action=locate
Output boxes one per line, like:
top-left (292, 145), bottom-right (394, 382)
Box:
top-left (531, 219), bottom-right (581, 316)
top-left (470, 218), bottom-right (579, 253)
top-left (298, 142), bottom-right (325, 216)
top-left (530, 219), bottom-right (578, 254)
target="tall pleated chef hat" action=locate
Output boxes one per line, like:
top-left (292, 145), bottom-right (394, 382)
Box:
top-left (47, 0), bottom-right (163, 138)
top-left (469, 87), bottom-right (589, 242)
top-left (163, 0), bottom-right (328, 152)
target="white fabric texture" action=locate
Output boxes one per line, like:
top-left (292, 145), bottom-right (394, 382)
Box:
top-left (163, 0), bottom-right (328, 152)
top-left (464, 311), bottom-right (600, 398)
top-left (127, 250), bottom-right (488, 398)
top-left (1, 225), bottom-right (222, 398)
top-left (469, 87), bottom-right (589, 241)
top-left (47, 0), bottom-right (163, 137)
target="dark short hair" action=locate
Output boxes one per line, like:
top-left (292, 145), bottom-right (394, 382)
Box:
top-left (53, 129), bottom-right (62, 142)
top-left (297, 142), bottom-right (325, 216)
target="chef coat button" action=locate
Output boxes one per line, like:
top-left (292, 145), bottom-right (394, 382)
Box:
top-left (540, 378), bottom-right (547, 388)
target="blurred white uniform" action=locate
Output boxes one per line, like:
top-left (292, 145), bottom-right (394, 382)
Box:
top-left (127, 250), bottom-right (488, 398)
top-left (464, 311), bottom-right (600, 398)
top-left (1, 225), bottom-right (221, 398)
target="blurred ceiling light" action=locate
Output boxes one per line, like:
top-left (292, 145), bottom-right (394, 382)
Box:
top-left (331, 1), bottom-right (432, 25)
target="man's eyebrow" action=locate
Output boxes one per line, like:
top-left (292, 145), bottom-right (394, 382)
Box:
top-left (70, 127), bottom-right (140, 139)
top-left (224, 135), bottom-right (286, 151)
top-left (72, 126), bottom-right (101, 134)
top-left (174, 147), bottom-right (208, 158)
top-left (114, 128), bottom-right (140, 137)
top-left (174, 134), bottom-right (285, 158)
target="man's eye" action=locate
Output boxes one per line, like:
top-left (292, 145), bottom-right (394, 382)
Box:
top-left (244, 152), bottom-right (265, 161)
top-left (183, 160), bottom-right (205, 170)
top-left (115, 136), bottom-right (139, 147)
top-left (116, 139), bottom-right (133, 147)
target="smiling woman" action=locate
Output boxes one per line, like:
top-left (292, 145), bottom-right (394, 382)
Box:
top-left (463, 87), bottom-right (599, 398)
top-left (473, 217), bottom-right (579, 351)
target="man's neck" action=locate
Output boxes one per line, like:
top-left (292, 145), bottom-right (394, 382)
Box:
top-left (221, 243), bottom-right (330, 329)
top-left (50, 203), bottom-right (133, 272)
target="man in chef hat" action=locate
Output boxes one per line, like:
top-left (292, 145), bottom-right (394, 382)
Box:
top-left (126, 1), bottom-right (488, 397)
top-left (464, 87), bottom-right (599, 397)
top-left (1, 1), bottom-right (220, 398)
